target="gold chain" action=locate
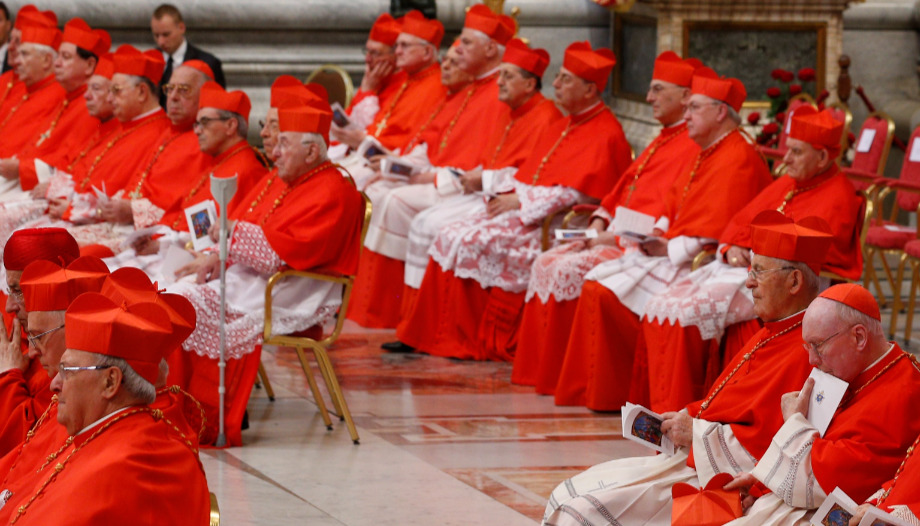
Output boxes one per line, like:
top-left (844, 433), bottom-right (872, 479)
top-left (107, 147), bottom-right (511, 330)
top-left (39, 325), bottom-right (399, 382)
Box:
top-left (404, 98), bottom-right (447, 152)
top-left (437, 84), bottom-right (476, 151)
top-left (130, 131), bottom-right (184, 199)
top-left (260, 161), bottom-right (333, 226)
top-left (696, 320), bottom-right (803, 417)
top-left (170, 141), bottom-right (252, 229)
top-left (77, 114), bottom-right (168, 192)
top-left (622, 128), bottom-right (682, 207)
top-left (531, 104), bottom-right (607, 184)
top-left (676, 129), bottom-right (736, 219)
top-left (242, 175), bottom-right (278, 221)
top-left (35, 99), bottom-right (69, 147)
top-left (776, 169), bottom-right (835, 214)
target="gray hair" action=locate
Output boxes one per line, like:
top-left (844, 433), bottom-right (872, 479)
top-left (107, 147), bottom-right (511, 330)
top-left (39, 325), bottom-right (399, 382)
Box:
top-left (755, 253), bottom-right (820, 295)
top-left (301, 131), bottom-right (328, 158)
top-left (830, 299), bottom-right (884, 340)
top-left (127, 74), bottom-right (158, 97)
top-left (95, 354), bottom-right (156, 404)
top-left (401, 33), bottom-right (436, 54)
top-left (725, 104), bottom-right (742, 125)
top-left (216, 109), bottom-right (248, 138)
top-left (19, 42), bottom-right (56, 58)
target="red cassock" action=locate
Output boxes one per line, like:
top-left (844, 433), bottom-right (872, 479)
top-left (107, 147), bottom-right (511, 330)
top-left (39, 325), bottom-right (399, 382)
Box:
top-left (643, 163), bottom-right (862, 413)
top-left (0, 72), bottom-right (23, 118)
top-left (157, 139), bottom-right (267, 232)
top-left (0, 75), bottom-right (65, 159)
top-left (424, 73), bottom-right (509, 170)
top-left (875, 433), bottom-right (920, 518)
top-left (366, 63), bottom-right (445, 152)
top-left (56, 117), bottom-right (122, 176)
top-left (68, 110), bottom-right (171, 197)
top-left (122, 125), bottom-right (214, 212)
top-left (554, 129), bottom-right (773, 410)
top-left (168, 163), bottom-right (364, 446)
top-left (347, 92), bottom-right (561, 329)
top-left (512, 123), bottom-right (699, 390)
top-left (0, 407), bottom-right (209, 525)
top-left (683, 311), bottom-right (812, 469)
top-left (397, 104), bottom-right (632, 361)
top-left (0, 353), bottom-right (52, 458)
top-left (347, 70), bottom-right (401, 114)
top-left (16, 86), bottom-right (101, 191)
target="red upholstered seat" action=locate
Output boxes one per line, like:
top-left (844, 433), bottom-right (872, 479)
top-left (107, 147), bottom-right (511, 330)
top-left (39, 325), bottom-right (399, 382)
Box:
top-left (904, 239), bottom-right (920, 258)
top-left (865, 223), bottom-right (915, 250)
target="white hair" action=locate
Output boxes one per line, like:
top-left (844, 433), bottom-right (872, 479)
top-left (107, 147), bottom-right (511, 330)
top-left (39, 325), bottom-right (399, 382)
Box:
top-left (301, 132), bottom-right (328, 159)
top-left (19, 42), bottom-right (56, 58)
top-left (94, 354), bottom-right (156, 404)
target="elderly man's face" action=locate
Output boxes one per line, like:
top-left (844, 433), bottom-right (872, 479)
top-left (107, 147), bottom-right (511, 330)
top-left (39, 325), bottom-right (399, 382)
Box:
top-left (16, 44), bottom-right (50, 86)
top-left (394, 34), bottom-right (430, 73)
top-left (194, 107), bottom-right (232, 155)
top-left (5, 270), bottom-right (26, 328)
top-left (553, 67), bottom-right (592, 113)
top-left (684, 94), bottom-right (723, 143)
top-left (497, 63), bottom-right (533, 109)
top-left (84, 74), bottom-right (113, 119)
top-left (260, 108), bottom-right (280, 159)
top-left (51, 349), bottom-right (111, 435)
top-left (109, 74), bottom-right (147, 122)
top-left (455, 28), bottom-right (490, 74)
top-left (647, 80), bottom-right (686, 125)
top-left (165, 66), bottom-right (205, 128)
top-left (272, 132), bottom-right (311, 180)
top-left (440, 47), bottom-right (471, 90)
top-left (151, 14), bottom-right (185, 56)
top-left (745, 254), bottom-right (795, 322)
top-left (802, 298), bottom-right (864, 382)
top-left (54, 42), bottom-right (93, 92)
top-left (364, 39), bottom-right (394, 69)
top-left (783, 137), bottom-right (829, 181)
top-left (25, 310), bottom-right (66, 376)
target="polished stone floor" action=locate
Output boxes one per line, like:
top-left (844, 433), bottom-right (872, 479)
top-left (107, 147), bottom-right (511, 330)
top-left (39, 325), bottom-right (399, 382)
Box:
top-left (201, 321), bottom-right (652, 526)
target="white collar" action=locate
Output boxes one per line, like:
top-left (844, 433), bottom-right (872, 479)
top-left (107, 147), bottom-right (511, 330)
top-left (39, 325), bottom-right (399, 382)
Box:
top-left (162, 39), bottom-right (188, 65)
top-left (131, 106), bottom-right (163, 122)
top-left (76, 405), bottom-right (133, 436)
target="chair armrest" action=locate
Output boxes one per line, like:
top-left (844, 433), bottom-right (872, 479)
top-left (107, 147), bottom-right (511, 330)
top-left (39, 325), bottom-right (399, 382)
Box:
top-left (691, 245), bottom-right (718, 272)
top-left (562, 206), bottom-right (599, 229)
top-left (541, 206), bottom-right (573, 251)
top-left (210, 492), bottom-right (220, 526)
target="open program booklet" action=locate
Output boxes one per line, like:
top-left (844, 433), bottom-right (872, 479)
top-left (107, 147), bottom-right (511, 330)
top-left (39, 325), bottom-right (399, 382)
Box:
top-left (621, 402), bottom-right (675, 455)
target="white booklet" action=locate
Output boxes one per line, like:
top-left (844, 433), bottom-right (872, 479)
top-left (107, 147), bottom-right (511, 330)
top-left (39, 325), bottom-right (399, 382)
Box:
top-left (858, 506), bottom-right (913, 526)
top-left (330, 102), bottom-right (357, 130)
top-left (158, 243), bottom-right (196, 284)
top-left (806, 368), bottom-right (849, 437)
top-left (620, 402), bottom-right (674, 455)
top-left (811, 487), bottom-right (858, 526)
top-left (356, 136), bottom-right (390, 160)
top-left (34, 159), bottom-right (55, 184)
top-left (613, 206), bottom-right (655, 237)
top-left (555, 229), bottom-right (598, 241)
top-left (184, 200), bottom-right (217, 252)
top-left (380, 156), bottom-right (416, 180)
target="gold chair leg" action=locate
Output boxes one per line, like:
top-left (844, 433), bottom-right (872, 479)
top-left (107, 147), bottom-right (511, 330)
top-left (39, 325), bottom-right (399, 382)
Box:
top-left (880, 250), bottom-right (899, 307)
top-left (890, 252), bottom-right (909, 339)
top-left (905, 261), bottom-right (920, 345)
top-left (257, 362), bottom-right (276, 402)
top-left (294, 346), bottom-right (333, 430)
top-left (864, 247), bottom-right (888, 308)
top-left (310, 344), bottom-right (359, 444)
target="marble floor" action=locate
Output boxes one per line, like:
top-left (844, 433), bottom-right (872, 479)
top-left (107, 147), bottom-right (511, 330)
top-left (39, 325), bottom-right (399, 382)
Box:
top-left (201, 321), bottom-right (652, 526)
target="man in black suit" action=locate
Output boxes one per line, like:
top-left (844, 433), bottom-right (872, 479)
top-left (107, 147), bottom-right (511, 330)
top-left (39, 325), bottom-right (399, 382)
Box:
top-left (151, 3), bottom-right (225, 107)
top-left (0, 3), bottom-right (13, 73)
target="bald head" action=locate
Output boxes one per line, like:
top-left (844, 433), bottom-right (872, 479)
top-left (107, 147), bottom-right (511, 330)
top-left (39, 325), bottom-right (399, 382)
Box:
top-left (802, 297), bottom-right (888, 383)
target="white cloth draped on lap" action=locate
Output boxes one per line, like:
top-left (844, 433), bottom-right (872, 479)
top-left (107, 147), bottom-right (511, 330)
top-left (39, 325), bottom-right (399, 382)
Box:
top-left (542, 451), bottom-right (692, 526)
top-left (429, 180), bottom-right (586, 293)
top-left (405, 193), bottom-right (484, 288)
top-left (0, 199), bottom-right (48, 248)
top-left (0, 178), bottom-right (25, 202)
top-left (347, 96), bottom-right (380, 131)
top-left (363, 182), bottom-right (438, 260)
top-left (526, 241), bottom-right (626, 303)
top-left (642, 260), bottom-right (754, 340)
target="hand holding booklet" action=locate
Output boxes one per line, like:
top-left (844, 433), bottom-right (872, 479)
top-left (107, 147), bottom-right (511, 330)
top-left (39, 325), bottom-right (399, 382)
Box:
top-left (858, 506), bottom-right (913, 526)
top-left (621, 402), bottom-right (674, 455)
top-left (805, 368), bottom-right (848, 437)
top-left (811, 487), bottom-right (858, 526)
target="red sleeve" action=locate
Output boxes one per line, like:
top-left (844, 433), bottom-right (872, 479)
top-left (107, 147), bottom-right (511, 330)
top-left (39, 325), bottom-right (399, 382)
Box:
top-left (0, 359), bottom-right (53, 456)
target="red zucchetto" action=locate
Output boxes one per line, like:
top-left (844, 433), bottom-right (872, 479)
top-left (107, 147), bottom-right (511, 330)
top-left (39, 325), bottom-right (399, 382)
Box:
top-left (3, 228), bottom-right (80, 271)
top-left (818, 283), bottom-right (881, 321)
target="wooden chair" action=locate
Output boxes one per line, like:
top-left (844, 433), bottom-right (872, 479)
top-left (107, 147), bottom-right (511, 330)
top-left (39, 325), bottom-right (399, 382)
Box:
top-left (210, 492), bottom-right (220, 526)
top-left (757, 93), bottom-right (817, 165)
top-left (259, 192), bottom-right (372, 444)
top-left (306, 65), bottom-right (355, 108)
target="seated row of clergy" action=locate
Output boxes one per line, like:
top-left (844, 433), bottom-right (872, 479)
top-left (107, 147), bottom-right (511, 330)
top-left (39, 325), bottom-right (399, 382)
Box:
top-left (543, 213), bottom-right (920, 525)
top-left (0, 8), bottom-right (364, 446)
top-left (0, 228), bottom-right (209, 524)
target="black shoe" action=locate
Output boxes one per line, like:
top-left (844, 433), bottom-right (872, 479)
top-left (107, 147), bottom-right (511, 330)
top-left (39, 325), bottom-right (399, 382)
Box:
top-left (381, 340), bottom-right (415, 353)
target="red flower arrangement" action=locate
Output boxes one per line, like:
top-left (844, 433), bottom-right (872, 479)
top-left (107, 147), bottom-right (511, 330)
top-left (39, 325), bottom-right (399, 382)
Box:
top-left (756, 66), bottom-right (818, 146)
top-left (798, 68), bottom-right (816, 82)
top-left (789, 84), bottom-right (803, 96)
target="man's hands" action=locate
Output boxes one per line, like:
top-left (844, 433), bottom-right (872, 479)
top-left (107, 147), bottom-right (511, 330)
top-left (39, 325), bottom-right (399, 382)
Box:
top-left (459, 167), bottom-right (483, 194)
top-left (849, 504), bottom-right (872, 526)
top-left (586, 218), bottom-right (617, 248)
top-left (29, 182), bottom-right (49, 200)
top-left (486, 194), bottom-right (520, 217)
top-left (98, 198), bottom-right (134, 225)
top-left (330, 127), bottom-right (367, 149)
top-left (131, 235), bottom-right (161, 256)
top-left (409, 171), bottom-right (436, 185)
top-left (725, 245), bottom-right (751, 267)
top-left (207, 220), bottom-right (236, 243)
top-left (660, 412), bottom-right (693, 448)
top-left (0, 158), bottom-right (19, 181)
top-left (360, 60), bottom-right (395, 92)
top-left (46, 197), bottom-right (70, 220)
top-left (722, 472), bottom-right (758, 512)
top-left (0, 317), bottom-right (27, 373)
top-left (175, 252), bottom-right (221, 284)
top-left (639, 228), bottom-right (668, 256)
top-left (781, 377), bottom-right (814, 421)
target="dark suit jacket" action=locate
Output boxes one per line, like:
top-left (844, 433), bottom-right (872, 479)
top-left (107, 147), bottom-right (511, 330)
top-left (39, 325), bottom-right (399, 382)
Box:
top-left (159, 40), bottom-right (226, 107)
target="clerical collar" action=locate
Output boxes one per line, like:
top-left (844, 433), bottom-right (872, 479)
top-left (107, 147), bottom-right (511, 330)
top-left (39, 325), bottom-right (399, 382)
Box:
top-left (664, 119), bottom-right (686, 129)
top-left (574, 100), bottom-right (604, 117)
top-left (861, 343), bottom-right (895, 374)
top-left (163, 39), bottom-right (188, 65)
top-left (792, 162), bottom-right (837, 189)
top-left (76, 405), bottom-right (133, 436)
top-left (769, 308), bottom-right (807, 324)
top-left (477, 65), bottom-right (500, 81)
top-left (131, 106), bottom-right (163, 122)
top-left (510, 91), bottom-right (543, 119)
top-left (700, 128), bottom-right (734, 150)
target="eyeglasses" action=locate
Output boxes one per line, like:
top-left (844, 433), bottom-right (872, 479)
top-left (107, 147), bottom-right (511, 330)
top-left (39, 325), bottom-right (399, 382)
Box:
top-left (361, 48), bottom-right (389, 58)
top-left (27, 323), bottom-right (64, 348)
top-left (685, 101), bottom-right (723, 114)
top-left (108, 83), bottom-right (135, 96)
top-left (803, 326), bottom-right (853, 356)
top-left (394, 41), bottom-right (426, 50)
top-left (193, 116), bottom-right (231, 130)
top-left (162, 83), bottom-right (193, 97)
top-left (57, 364), bottom-right (112, 381)
top-left (747, 266), bottom-right (795, 281)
